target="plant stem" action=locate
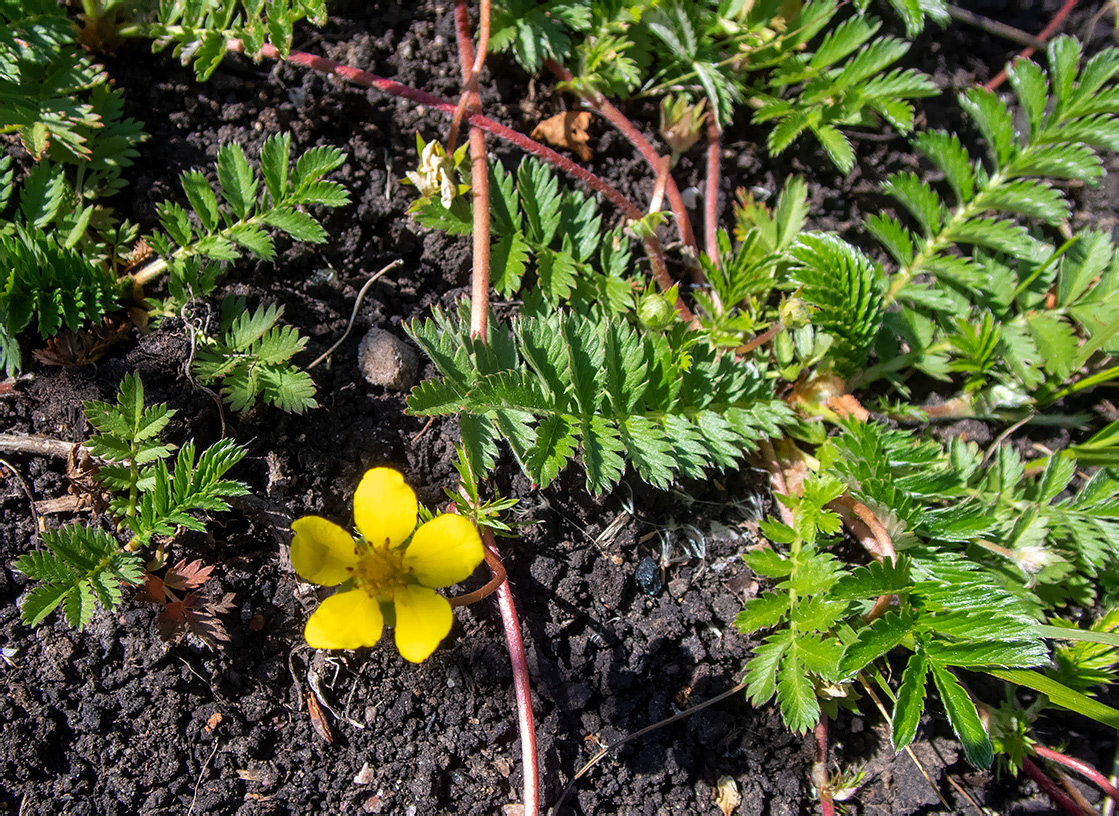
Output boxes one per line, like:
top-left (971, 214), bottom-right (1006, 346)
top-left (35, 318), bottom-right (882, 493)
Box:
top-left (447, 11), bottom-right (534, 807)
top-left (228, 41), bottom-right (686, 313)
top-left (452, 0), bottom-right (492, 340)
top-left (482, 529), bottom-right (539, 815)
top-left (831, 495), bottom-right (896, 622)
top-left (759, 437), bottom-right (797, 529)
top-left (542, 59), bottom-right (700, 261)
top-left (704, 117), bottom-right (721, 265)
top-left (1035, 744), bottom-right (1119, 806)
top-left (945, 5), bottom-right (1047, 49)
top-left (1022, 756), bottom-right (1096, 816)
top-left (984, 0), bottom-right (1079, 92)
top-left (813, 716), bottom-right (836, 816)
top-left (447, 547), bottom-right (506, 607)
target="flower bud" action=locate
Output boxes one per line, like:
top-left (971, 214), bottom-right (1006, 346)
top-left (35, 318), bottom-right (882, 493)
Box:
top-left (637, 291), bottom-right (676, 330)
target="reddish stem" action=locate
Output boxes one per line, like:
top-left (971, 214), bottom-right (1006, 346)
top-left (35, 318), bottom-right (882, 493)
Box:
top-left (984, 0), bottom-right (1079, 91)
top-left (829, 495), bottom-right (896, 622)
top-left (447, 547), bottom-right (506, 607)
top-left (1035, 745), bottom-right (1119, 806)
top-left (484, 529), bottom-right (540, 815)
top-left (452, 0), bottom-right (492, 339)
top-left (236, 42), bottom-right (636, 222)
top-left (813, 716), bottom-right (836, 816)
top-left (704, 116), bottom-right (721, 265)
top-left (1022, 756), bottom-right (1096, 816)
top-left (737, 324), bottom-right (780, 355)
top-left (542, 59), bottom-right (700, 260)
top-left (830, 495), bottom-right (896, 562)
top-left (233, 42), bottom-right (687, 315)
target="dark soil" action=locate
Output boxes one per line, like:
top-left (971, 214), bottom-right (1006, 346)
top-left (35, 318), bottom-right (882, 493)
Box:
top-left (1, 1), bottom-right (1116, 814)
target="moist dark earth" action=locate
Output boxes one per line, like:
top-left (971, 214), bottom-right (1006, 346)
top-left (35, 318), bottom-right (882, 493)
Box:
top-left (1, 1), bottom-right (1117, 814)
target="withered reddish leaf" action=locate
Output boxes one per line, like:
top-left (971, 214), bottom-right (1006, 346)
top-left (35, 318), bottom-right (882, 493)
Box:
top-left (157, 601), bottom-right (188, 642)
top-left (185, 609), bottom-right (231, 647)
top-left (138, 574), bottom-right (168, 605)
top-left (181, 591), bottom-right (235, 647)
top-left (164, 558), bottom-right (215, 591)
top-left (33, 316), bottom-right (132, 367)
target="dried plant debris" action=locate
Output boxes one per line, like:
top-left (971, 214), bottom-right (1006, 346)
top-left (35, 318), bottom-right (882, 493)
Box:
top-left (139, 558), bottom-right (235, 647)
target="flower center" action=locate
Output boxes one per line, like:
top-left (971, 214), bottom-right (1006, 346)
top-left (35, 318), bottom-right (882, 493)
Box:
top-left (352, 540), bottom-right (408, 601)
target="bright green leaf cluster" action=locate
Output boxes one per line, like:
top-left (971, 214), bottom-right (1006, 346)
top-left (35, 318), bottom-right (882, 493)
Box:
top-left (148, 0), bottom-right (328, 80)
top-left (0, 224), bottom-right (121, 375)
top-left (407, 300), bottom-right (793, 494)
top-left (191, 296), bottom-right (318, 413)
top-left (14, 374), bottom-right (249, 629)
top-left (148, 133), bottom-right (349, 268)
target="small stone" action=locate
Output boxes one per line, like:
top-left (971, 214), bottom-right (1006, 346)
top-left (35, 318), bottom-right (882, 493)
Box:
top-left (354, 763), bottom-right (376, 785)
top-left (358, 329), bottom-right (420, 391)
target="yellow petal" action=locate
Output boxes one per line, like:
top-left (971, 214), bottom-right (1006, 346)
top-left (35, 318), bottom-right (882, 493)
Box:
top-left (393, 585), bottom-right (453, 663)
top-left (353, 468), bottom-right (417, 548)
top-left (304, 589), bottom-right (384, 650)
top-left (403, 514), bottom-right (484, 588)
top-left (290, 516), bottom-right (360, 586)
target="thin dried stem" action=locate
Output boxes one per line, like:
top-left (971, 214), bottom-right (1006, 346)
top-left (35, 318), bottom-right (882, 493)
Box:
top-left (551, 677), bottom-right (747, 813)
top-left (0, 433), bottom-right (80, 458)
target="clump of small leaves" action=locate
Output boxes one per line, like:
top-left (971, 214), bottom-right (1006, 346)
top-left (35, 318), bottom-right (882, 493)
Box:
top-left (191, 296), bottom-right (317, 413)
top-left (13, 373), bottom-right (249, 629)
top-left (142, 133), bottom-right (350, 315)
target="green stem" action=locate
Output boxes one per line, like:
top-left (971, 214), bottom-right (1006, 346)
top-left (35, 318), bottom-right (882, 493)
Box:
top-left (885, 170), bottom-right (1008, 305)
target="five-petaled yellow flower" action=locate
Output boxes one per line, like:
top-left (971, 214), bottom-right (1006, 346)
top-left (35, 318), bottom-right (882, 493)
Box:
top-left (290, 468), bottom-right (484, 662)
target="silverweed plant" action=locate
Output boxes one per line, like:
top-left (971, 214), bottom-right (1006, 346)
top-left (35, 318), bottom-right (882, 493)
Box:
top-left (6, 0), bottom-right (1119, 814)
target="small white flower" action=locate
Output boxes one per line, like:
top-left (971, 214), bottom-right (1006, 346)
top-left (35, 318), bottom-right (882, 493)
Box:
top-left (407, 141), bottom-right (457, 208)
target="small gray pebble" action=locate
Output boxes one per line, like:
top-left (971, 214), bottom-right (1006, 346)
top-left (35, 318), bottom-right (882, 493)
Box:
top-left (358, 328), bottom-right (419, 391)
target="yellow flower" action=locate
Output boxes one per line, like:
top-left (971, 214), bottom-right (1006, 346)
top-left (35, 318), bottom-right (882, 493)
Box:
top-left (290, 468), bottom-right (484, 662)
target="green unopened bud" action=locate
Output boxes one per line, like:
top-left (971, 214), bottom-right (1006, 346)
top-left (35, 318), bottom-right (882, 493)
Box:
top-left (659, 95), bottom-right (707, 158)
top-left (637, 291), bottom-right (677, 330)
top-left (779, 296), bottom-right (811, 329)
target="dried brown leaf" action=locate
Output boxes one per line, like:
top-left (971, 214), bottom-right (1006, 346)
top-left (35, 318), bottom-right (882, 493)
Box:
top-left (530, 112), bottom-right (593, 161)
top-left (33, 316), bottom-right (132, 367)
top-left (164, 558), bottom-right (215, 591)
top-left (307, 688), bottom-right (333, 743)
top-left (715, 775), bottom-right (741, 816)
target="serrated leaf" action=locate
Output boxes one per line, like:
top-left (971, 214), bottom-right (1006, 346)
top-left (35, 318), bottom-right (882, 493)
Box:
top-left (892, 649), bottom-right (928, 750)
top-left (260, 132), bottom-right (291, 204)
top-left (181, 170), bottom-right (220, 232)
top-left (776, 651), bottom-right (818, 733)
top-left (259, 206), bottom-right (327, 243)
top-left (216, 143), bottom-right (257, 220)
top-left (839, 611), bottom-right (916, 677)
top-left (931, 662), bottom-right (993, 767)
top-left (735, 591), bottom-right (791, 632)
top-left (518, 158), bottom-right (562, 245)
top-left (745, 635), bottom-right (789, 705)
top-left (813, 124), bottom-right (854, 173)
